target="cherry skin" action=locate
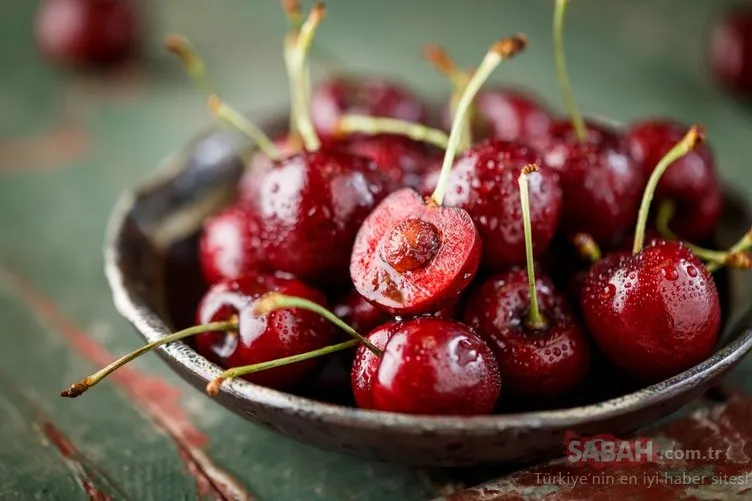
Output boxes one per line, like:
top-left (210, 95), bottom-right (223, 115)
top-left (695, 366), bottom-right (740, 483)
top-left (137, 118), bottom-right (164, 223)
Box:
top-left (333, 290), bottom-right (389, 335)
top-left (351, 318), bottom-right (501, 414)
top-left (472, 88), bottom-right (554, 143)
top-left (245, 146), bottom-right (388, 289)
top-left (539, 120), bottom-right (644, 247)
top-left (195, 273), bottom-right (335, 390)
top-left (422, 139), bottom-right (562, 271)
top-left (580, 240), bottom-right (721, 382)
top-left (35, 0), bottom-right (140, 67)
top-left (350, 188), bottom-right (481, 315)
top-left (709, 8), bottom-right (752, 95)
top-left (310, 77), bottom-right (427, 139)
top-left (198, 204), bottom-right (264, 285)
top-left (626, 120), bottom-right (722, 242)
top-left (463, 269), bottom-right (590, 399)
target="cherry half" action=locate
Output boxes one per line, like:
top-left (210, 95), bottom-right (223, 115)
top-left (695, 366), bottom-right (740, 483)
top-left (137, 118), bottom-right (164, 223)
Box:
top-left (463, 166), bottom-right (589, 398)
top-left (580, 127), bottom-right (721, 382)
top-left (351, 318), bottom-right (501, 415)
top-left (350, 36), bottom-right (527, 315)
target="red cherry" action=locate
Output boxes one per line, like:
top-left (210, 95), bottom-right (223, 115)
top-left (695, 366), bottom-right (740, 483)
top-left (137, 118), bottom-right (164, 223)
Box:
top-left (198, 204), bottom-right (264, 285)
top-left (195, 273), bottom-right (335, 390)
top-left (424, 139), bottom-right (562, 270)
top-left (35, 0), bottom-right (139, 67)
top-left (580, 241), bottom-right (720, 382)
top-left (351, 318), bottom-right (501, 415)
top-left (709, 8), bottom-right (752, 94)
top-left (333, 290), bottom-right (389, 334)
top-left (626, 119), bottom-right (722, 242)
top-left (472, 88), bottom-right (554, 143)
top-left (310, 77), bottom-right (427, 139)
top-left (463, 269), bottom-right (590, 398)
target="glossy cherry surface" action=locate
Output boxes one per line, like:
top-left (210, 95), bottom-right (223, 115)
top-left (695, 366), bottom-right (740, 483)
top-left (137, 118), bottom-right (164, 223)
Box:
top-left (473, 88), bottom-right (554, 143)
top-left (195, 273), bottom-right (335, 390)
top-left (310, 77), bottom-right (427, 139)
top-left (245, 147), bottom-right (388, 288)
top-left (350, 188), bottom-right (481, 315)
top-left (35, 0), bottom-right (140, 66)
top-left (540, 120), bottom-right (643, 247)
top-left (351, 318), bottom-right (500, 415)
top-left (426, 139), bottom-right (562, 270)
top-left (580, 240), bottom-right (721, 382)
top-left (709, 8), bottom-right (752, 95)
top-left (626, 119), bottom-right (722, 242)
top-left (464, 269), bottom-right (590, 398)
top-left (333, 290), bottom-right (389, 335)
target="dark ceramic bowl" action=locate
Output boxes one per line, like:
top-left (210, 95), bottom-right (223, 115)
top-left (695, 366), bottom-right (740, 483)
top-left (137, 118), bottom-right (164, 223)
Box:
top-left (105, 121), bottom-right (752, 467)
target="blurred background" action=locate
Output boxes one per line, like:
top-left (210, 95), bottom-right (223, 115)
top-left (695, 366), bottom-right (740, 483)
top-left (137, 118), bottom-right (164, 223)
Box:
top-left (2, 1), bottom-right (752, 499)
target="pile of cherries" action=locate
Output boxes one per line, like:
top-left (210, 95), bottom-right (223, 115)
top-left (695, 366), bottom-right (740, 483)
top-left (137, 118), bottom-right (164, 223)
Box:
top-left (62, 1), bottom-right (752, 417)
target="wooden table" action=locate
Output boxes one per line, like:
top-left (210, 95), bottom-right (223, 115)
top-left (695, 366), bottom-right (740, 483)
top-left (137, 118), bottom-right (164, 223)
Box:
top-left (2, 0), bottom-right (752, 499)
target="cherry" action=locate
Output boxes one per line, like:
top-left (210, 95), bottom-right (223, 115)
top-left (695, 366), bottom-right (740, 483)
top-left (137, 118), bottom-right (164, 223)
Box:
top-left (463, 166), bottom-right (589, 398)
top-left (195, 273), bottom-right (336, 390)
top-left (626, 119), bottom-right (722, 242)
top-left (199, 204), bottom-right (264, 285)
top-left (310, 77), bottom-right (428, 140)
top-left (351, 318), bottom-right (500, 414)
top-left (334, 290), bottom-right (389, 334)
top-left (350, 36), bottom-right (527, 315)
top-left (581, 126), bottom-right (722, 382)
top-left (709, 7), bottom-right (752, 95)
top-left (35, 0), bottom-right (140, 67)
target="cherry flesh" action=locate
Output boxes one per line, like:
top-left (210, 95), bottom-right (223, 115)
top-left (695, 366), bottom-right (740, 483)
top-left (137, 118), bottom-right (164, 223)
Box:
top-left (351, 318), bottom-right (500, 415)
top-left (245, 146), bottom-right (388, 289)
top-left (199, 204), bottom-right (264, 285)
top-left (464, 269), bottom-right (590, 398)
top-left (580, 240), bottom-right (721, 382)
top-left (35, 0), bottom-right (140, 67)
top-left (423, 139), bottom-right (562, 270)
top-left (195, 273), bottom-right (335, 390)
top-left (626, 120), bottom-right (722, 242)
top-left (310, 77), bottom-right (427, 139)
top-left (540, 121), bottom-right (644, 247)
top-left (709, 8), bottom-right (752, 95)
top-left (350, 188), bottom-right (481, 315)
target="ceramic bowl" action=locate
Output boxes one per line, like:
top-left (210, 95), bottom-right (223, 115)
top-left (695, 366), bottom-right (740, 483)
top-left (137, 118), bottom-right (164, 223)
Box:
top-left (105, 120), bottom-right (752, 467)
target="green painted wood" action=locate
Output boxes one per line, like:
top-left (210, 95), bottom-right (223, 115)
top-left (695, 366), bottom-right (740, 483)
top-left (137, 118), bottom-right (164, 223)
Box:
top-left (3, 0), bottom-right (752, 500)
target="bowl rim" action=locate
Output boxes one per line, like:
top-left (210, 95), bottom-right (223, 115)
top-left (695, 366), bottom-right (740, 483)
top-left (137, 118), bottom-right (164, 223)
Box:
top-left (104, 128), bottom-right (752, 433)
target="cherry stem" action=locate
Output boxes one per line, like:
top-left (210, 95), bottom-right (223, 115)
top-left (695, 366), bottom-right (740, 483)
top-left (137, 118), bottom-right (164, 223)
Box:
top-left (655, 200), bottom-right (679, 241)
top-left (336, 115), bottom-right (449, 149)
top-left (553, 0), bottom-right (587, 142)
top-left (206, 339), bottom-right (359, 396)
top-left (281, 0), bottom-right (304, 146)
top-left (60, 317), bottom-right (239, 399)
top-left (165, 35), bottom-right (216, 97)
top-left (706, 229), bottom-right (752, 273)
top-left (253, 293), bottom-right (382, 355)
top-left (424, 45), bottom-right (473, 150)
top-left (572, 233), bottom-right (602, 263)
top-left (289, 3), bottom-right (324, 151)
top-left (632, 126), bottom-right (705, 255)
top-left (208, 95), bottom-right (280, 160)
top-left (519, 164), bottom-right (547, 331)
top-left (281, 0), bottom-right (303, 29)
top-left (431, 34), bottom-right (527, 206)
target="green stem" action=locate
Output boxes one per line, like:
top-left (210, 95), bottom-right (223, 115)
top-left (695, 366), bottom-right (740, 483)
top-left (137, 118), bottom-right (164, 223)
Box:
top-left (60, 318), bottom-right (238, 398)
top-left (632, 126), bottom-right (704, 254)
top-left (165, 35), bottom-right (216, 97)
top-left (337, 115), bottom-right (449, 149)
top-left (290, 4), bottom-right (324, 151)
top-left (208, 96), bottom-right (280, 160)
top-left (206, 339), bottom-right (359, 396)
top-left (519, 165), bottom-right (547, 331)
top-left (706, 230), bottom-right (752, 273)
top-left (655, 200), bottom-right (679, 241)
top-left (553, 0), bottom-right (587, 142)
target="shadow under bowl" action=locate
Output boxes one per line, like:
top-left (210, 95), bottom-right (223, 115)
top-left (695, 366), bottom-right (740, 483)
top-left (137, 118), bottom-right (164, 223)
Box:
top-left (105, 122), bottom-right (752, 467)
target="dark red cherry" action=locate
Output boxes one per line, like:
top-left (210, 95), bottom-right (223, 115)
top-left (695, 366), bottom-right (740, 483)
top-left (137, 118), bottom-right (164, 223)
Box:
top-left (350, 188), bottom-right (481, 315)
top-left (580, 240), bottom-right (721, 382)
top-left (333, 290), bottom-right (389, 334)
top-left (245, 147), bottom-right (388, 288)
top-left (626, 120), bottom-right (722, 242)
top-left (195, 273), bottom-right (335, 390)
top-left (473, 88), bottom-right (554, 143)
top-left (351, 318), bottom-right (500, 414)
top-left (423, 139), bottom-right (562, 270)
top-left (310, 77), bottom-right (427, 139)
top-left (238, 135), bottom-right (301, 203)
top-left (463, 269), bottom-right (590, 398)
top-left (709, 8), bottom-right (752, 94)
top-left (540, 121), bottom-right (644, 246)
top-left (35, 0), bottom-right (140, 67)
top-left (199, 204), bottom-right (264, 285)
